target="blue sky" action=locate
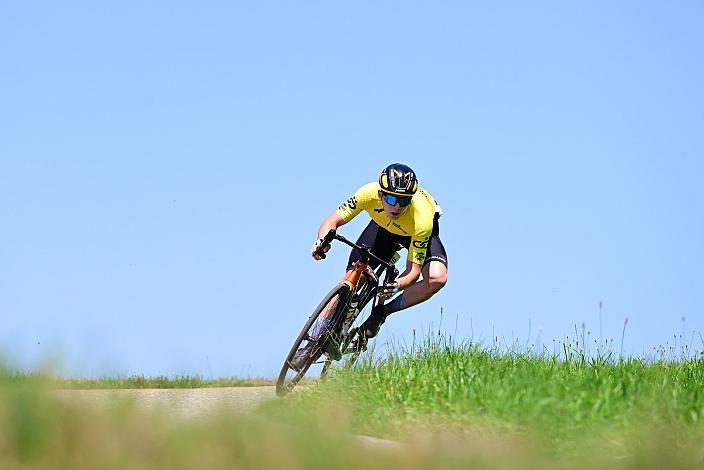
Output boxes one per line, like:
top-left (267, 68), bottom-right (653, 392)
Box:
top-left (2, 1), bottom-right (703, 377)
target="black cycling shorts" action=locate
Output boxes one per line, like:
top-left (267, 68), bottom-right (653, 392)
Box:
top-left (347, 213), bottom-right (448, 270)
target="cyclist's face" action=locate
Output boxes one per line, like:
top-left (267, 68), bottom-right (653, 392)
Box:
top-left (379, 191), bottom-right (409, 220)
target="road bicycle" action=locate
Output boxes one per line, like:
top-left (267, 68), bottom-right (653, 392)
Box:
top-left (276, 229), bottom-right (399, 396)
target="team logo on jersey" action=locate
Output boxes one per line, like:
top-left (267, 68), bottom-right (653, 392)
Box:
top-left (391, 222), bottom-right (407, 234)
top-left (414, 251), bottom-right (426, 262)
top-left (412, 240), bottom-right (428, 249)
top-left (338, 196), bottom-right (357, 211)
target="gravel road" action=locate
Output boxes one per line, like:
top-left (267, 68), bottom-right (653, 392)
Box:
top-left (56, 386), bottom-right (278, 418)
top-left (56, 386), bottom-right (404, 449)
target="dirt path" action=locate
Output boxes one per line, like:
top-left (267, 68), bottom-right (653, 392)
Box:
top-left (56, 386), bottom-right (277, 418)
top-left (56, 386), bottom-right (405, 449)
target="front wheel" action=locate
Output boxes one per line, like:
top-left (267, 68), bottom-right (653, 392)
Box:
top-left (319, 280), bottom-right (379, 379)
top-left (276, 283), bottom-right (350, 397)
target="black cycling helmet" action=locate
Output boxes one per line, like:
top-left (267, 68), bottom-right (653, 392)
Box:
top-left (379, 163), bottom-right (418, 196)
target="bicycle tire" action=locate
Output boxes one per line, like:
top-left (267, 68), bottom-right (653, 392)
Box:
top-left (320, 279), bottom-right (379, 379)
top-left (276, 283), bottom-right (350, 396)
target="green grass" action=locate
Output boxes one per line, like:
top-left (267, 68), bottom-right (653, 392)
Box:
top-left (313, 340), bottom-right (704, 436)
top-left (266, 333), bottom-right (704, 464)
top-left (2, 335), bottom-right (704, 468)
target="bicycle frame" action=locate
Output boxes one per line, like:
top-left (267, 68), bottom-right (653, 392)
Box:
top-left (316, 230), bottom-right (400, 349)
top-left (276, 229), bottom-right (401, 395)
top-left (317, 229), bottom-right (399, 290)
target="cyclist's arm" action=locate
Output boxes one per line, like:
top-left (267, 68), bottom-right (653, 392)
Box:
top-left (322, 184), bottom-right (374, 238)
top-left (397, 260), bottom-right (422, 291)
top-left (317, 212), bottom-right (347, 240)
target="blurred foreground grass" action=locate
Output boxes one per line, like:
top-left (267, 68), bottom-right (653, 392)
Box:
top-left (1, 370), bottom-right (546, 470)
top-left (2, 336), bottom-right (704, 469)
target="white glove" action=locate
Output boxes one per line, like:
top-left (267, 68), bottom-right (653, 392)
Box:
top-left (311, 238), bottom-right (331, 260)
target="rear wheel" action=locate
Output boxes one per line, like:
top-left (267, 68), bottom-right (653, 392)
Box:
top-left (276, 284), bottom-right (349, 396)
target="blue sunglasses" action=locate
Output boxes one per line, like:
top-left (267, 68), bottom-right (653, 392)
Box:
top-left (382, 193), bottom-right (413, 207)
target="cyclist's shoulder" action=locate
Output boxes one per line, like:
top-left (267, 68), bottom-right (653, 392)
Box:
top-left (356, 181), bottom-right (379, 195)
top-left (411, 187), bottom-right (439, 232)
top-left (337, 182), bottom-right (379, 217)
top-left (349, 182), bottom-right (380, 204)
top-left (414, 187), bottom-right (438, 213)
top-left (416, 187), bottom-right (436, 201)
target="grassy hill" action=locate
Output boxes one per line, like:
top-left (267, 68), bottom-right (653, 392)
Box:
top-left (1, 337), bottom-right (703, 468)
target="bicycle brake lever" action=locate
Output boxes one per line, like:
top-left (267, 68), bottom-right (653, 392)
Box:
top-left (314, 229), bottom-right (336, 258)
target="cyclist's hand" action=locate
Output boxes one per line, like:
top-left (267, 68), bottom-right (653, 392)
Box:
top-left (311, 238), bottom-right (331, 260)
top-left (379, 281), bottom-right (399, 299)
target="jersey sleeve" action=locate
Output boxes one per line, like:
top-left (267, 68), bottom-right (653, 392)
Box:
top-left (335, 183), bottom-right (378, 223)
top-left (408, 226), bottom-right (433, 265)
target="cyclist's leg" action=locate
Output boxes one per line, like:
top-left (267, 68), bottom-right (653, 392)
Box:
top-left (401, 258), bottom-right (448, 307)
top-left (382, 217), bottom-right (448, 311)
top-left (359, 249), bottom-right (447, 339)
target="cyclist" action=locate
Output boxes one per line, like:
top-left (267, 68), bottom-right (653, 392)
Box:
top-left (291, 163), bottom-right (447, 370)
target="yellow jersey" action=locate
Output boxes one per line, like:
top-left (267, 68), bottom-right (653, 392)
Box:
top-left (335, 182), bottom-right (440, 265)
